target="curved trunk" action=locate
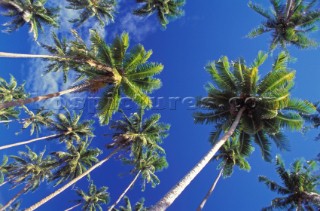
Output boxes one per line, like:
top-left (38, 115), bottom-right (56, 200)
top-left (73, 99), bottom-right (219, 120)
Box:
top-left (0, 181), bottom-right (8, 187)
top-left (0, 133), bottom-right (63, 151)
top-left (25, 146), bottom-right (122, 211)
top-left (151, 107), bottom-right (245, 211)
top-left (197, 168), bottom-right (223, 211)
top-left (0, 185), bottom-right (29, 211)
top-left (64, 202), bottom-right (82, 211)
top-left (108, 171), bottom-right (141, 211)
top-left (0, 83), bottom-right (89, 110)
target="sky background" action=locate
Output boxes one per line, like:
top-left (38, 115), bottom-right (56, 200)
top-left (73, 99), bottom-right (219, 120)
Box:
top-left (0, 0), bottom-right (320, 210)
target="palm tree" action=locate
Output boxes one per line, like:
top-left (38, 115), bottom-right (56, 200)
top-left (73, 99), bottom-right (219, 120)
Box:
top-left (65, 181), bottom-right (110, 211)
top-left (109, 109), bottom-right (170, 158)
top-left (302, 102), bottom-right (320, 140)
top-left (0, 107), bottom-right (19, 124)
top-left (197, 137), bottom-right (253, 210)
top-left (248, 0), bottom-right (320, 50)
top-left (259, 156), bottom-right (320, 210)
top-left (133, 0), bottom-right (185, 27)
top-left (108, 151), bottom-right (168, 211)
top-left (0, 31), bottom-right (164, 125)
top-left (1, 146), bottom-right (54, 210)
top-left (0, 0), bottom-right (59, 40)
top-left (151, 51), bottom-right (315, 210)
top-left (50, 140), bottom-right (102, 186)
top-left (0, 108), bottom-right (94, 150)
top-left (66, 0), bottom-right (116, 27)
top-left (0, 75), bottom-right (27, 102)
top-left (113, 196), bottom-right (147, 211)
top-left (25, 110), bottom-right (169, 210)
top-left (0, 201), bottom-right (21, 211)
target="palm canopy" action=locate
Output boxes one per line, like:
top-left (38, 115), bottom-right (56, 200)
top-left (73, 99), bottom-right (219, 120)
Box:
top-left (0, 75), bottom-right (27, 102)
top-left (6, 146), bottom-right (54, 191)
top-left (133, 0), bottom-right (185, 27)
top-left (50, 140), bottom-right (102, 186)
top-left (0, 0), bottom-right (59, 40)
top-left (73, 181), bottom-right (110, 211)
top-left (19, 106), bottom-right (53, 135)
top-left (259, 156), bottom-right (320, 210)
top-left (124, 150), bottom-right (168, 191)
top-left (302, 102), bottom-right (320, 140)
top-left (49, 108), bottom-right (94, 145)
top-left (114, 196), bottom-right (147, 211)
top-left (109, 109), bottom-right (170, 159)
top-left (66, 0), bottom-right (116, 27)
top-left (194, 51), bottom-right (315, 161)
top-left (42, 30), bottom-right (164, 124)
top-left (213, 135), bottom-right (253, 177)
top-left (248, 0), bottom-right (320, 50)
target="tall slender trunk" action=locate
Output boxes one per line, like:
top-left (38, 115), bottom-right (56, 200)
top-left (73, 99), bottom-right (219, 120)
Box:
top-left (151, 107), bottom-right (245, 211)
top-left (0, 83), bottom-right (89, 110)
top-left (108, 171), bottom-right (141, 211)
top-left (25, 146), bottom-right (123, 211)
top-left (0, 52), bottom-right (60, 59)
top-left (64, 202), bottom-right (82, 211)
top-left (197, 168), bottom-right (224, 211)
top-left (0, 119), bottom-right (14, 124)
top-left (0, 133), bottom-right (63, 151)
top-left (0, 185), bottom-right (29, 211)
top-left (0, 181), bottom-right (8, 187)
top-left (0, 52), bottom-right (115, 73)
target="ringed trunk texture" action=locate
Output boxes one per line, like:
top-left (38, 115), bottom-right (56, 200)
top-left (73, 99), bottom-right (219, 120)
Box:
top-left (197, 168), bottom-right (224, 211)
top-left (0, 185), bottom-right (29, 211)
top-left (64, 202), bottom-right (82, 211)
top-left (108, 171), bottom-right (141, 211)
top-left (151, 107), bottom-right (245, 211)
top-left (25, 147), bottom-right (122, 211)
top-left (0, 133), bottom-right (63, 151)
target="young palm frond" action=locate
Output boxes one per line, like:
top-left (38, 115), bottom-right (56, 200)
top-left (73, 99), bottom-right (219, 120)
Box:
top-left (248, 0), bottom-right (320, 50)
top-left (133, 0), bottom-right (185, 27)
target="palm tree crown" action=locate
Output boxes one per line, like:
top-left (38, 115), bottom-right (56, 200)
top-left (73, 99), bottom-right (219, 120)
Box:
top-left (50, 140), bottom-right (102, 185)
top-left (6, 146), bottom-right (54, 191)
top-left (248, 0), bottom-right (320, 50)
top-left (72, 181), bottom-right (110, 211)
top-left (114, 196), bottom-right (147, 211)
top-left (0, 0), bottom-right (59, 40)
top-left (134, 0), bottom-right (185, 27)
top-left (66, 0), bottom-right (116, 26)
top-left (49, 108), bottom-right (94, 145)
top-left (259, 156), bottom-right (320, 210)
top-left (194, 51), bottom-right (315, 161)
top-left (109, 109), bottom-right (170, 158)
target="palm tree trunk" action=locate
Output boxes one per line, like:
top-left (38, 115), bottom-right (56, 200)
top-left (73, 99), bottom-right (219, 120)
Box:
top-left (0, 83), bottom-right (89, 110)
top-left (0, 120), bottom-right (14, 124)
top-left (197, 168), bottom-right (224, 211)
top-left (64, 202), bottom-right (82, 211)
top-left (151, 107), bottom-right (245, 211)
top-left (108, 170), bottom-right (141, 211)
top-left (0, 185), bottom-right (29, 211)
top-left (0, 133), bottom-right (63, 151)
top-left (25, 146), bottom-right (123, 211)
top-left (0, 181), bottom-right (8, 187)
top-left (0, 52), bottom-right (60, 59)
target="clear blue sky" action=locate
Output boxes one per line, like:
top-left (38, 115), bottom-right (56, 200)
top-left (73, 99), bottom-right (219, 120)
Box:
top-left (0, 0), bottom-right (320, 210)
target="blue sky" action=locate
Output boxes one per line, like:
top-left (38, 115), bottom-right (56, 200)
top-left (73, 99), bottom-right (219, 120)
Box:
top-left (1, 0), bottom-right (320, 210)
